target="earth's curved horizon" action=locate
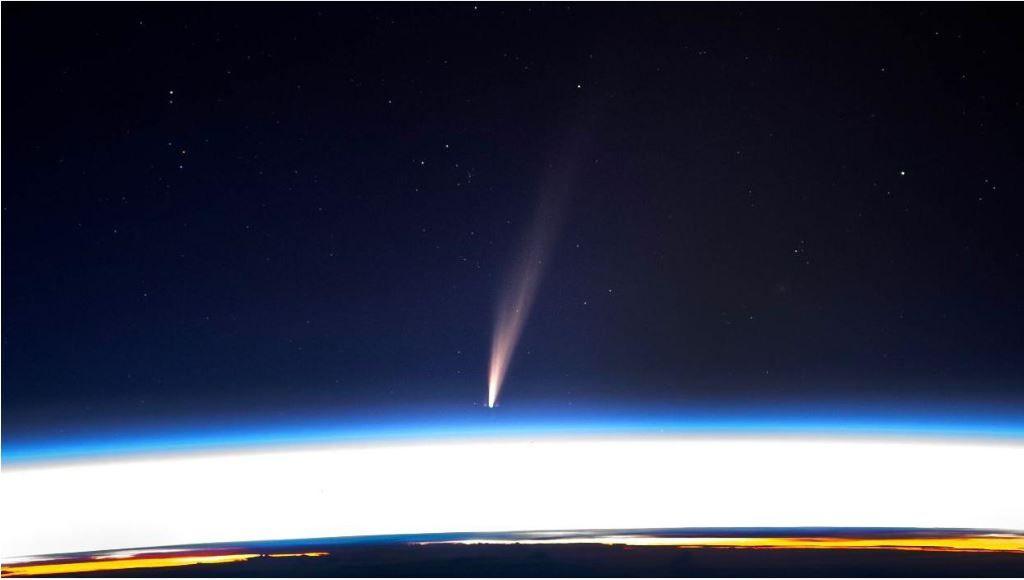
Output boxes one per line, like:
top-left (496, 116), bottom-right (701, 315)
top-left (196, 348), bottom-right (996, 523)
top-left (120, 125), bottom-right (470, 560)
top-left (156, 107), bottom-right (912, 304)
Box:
top-left (5, 435), bottom-right (1023, 565)
top-left (5, 528), bottom-right (1024, 577)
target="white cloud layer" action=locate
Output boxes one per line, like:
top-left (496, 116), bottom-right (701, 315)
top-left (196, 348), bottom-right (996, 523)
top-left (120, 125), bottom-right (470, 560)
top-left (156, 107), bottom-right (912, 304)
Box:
top-left (3, 436), bottom-right (1023, 557)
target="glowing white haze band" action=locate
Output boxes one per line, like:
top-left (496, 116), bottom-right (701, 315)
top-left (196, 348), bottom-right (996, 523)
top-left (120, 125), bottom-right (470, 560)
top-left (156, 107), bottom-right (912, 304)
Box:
top-left (3, 437), bottom-right (1023, 557)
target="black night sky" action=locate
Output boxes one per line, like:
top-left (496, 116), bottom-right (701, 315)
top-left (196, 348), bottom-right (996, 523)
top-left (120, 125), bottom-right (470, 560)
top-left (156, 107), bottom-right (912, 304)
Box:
top-left (3, 4), bottom-right (1023, 449)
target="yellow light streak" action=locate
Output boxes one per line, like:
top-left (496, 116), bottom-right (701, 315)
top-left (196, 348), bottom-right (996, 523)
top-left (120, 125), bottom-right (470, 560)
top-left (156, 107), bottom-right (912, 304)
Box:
top-left (2, 554), bottom-right (261, 577)
top-left (2, 551), bottom-right (327, 577)
top-left (433, 534), bottom-right (1024, 553)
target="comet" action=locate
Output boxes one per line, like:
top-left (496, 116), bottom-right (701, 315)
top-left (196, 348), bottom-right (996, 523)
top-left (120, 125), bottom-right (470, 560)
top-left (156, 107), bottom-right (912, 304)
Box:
top-left (487, 164), bottom-right (573, 408)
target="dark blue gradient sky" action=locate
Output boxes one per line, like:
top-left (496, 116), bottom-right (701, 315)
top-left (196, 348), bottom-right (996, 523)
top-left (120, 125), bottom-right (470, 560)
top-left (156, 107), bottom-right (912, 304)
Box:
top-left (3, 4), bottom-right (1023, 455)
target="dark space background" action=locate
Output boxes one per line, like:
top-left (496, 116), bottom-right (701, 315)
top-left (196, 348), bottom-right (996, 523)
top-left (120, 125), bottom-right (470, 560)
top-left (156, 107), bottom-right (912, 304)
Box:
top-left (3, 4), bottom-right (1022, 447)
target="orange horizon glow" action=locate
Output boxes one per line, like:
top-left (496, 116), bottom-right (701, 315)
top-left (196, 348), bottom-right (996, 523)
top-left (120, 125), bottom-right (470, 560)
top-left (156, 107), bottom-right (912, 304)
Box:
top-left (1, 551), bottom-right (327, 577)
top-left (5, 535), bottom-right (1024, 577)
top-left (429, 534), bottom-right (1024, 554)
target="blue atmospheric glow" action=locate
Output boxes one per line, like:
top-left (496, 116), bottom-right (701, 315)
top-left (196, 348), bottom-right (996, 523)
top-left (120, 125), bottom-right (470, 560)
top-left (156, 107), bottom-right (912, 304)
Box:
top-left (5, 400), bottom-right (1024, 465)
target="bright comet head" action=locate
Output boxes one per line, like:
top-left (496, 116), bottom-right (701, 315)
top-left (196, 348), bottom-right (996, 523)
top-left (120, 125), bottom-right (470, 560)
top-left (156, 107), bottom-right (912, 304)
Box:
top-left (487, 378), bottom-right (498, 408)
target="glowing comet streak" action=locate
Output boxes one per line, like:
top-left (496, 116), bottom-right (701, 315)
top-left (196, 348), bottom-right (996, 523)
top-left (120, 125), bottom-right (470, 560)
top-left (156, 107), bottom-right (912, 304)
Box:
top-left (488, 173), bottom-right (570, 408)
